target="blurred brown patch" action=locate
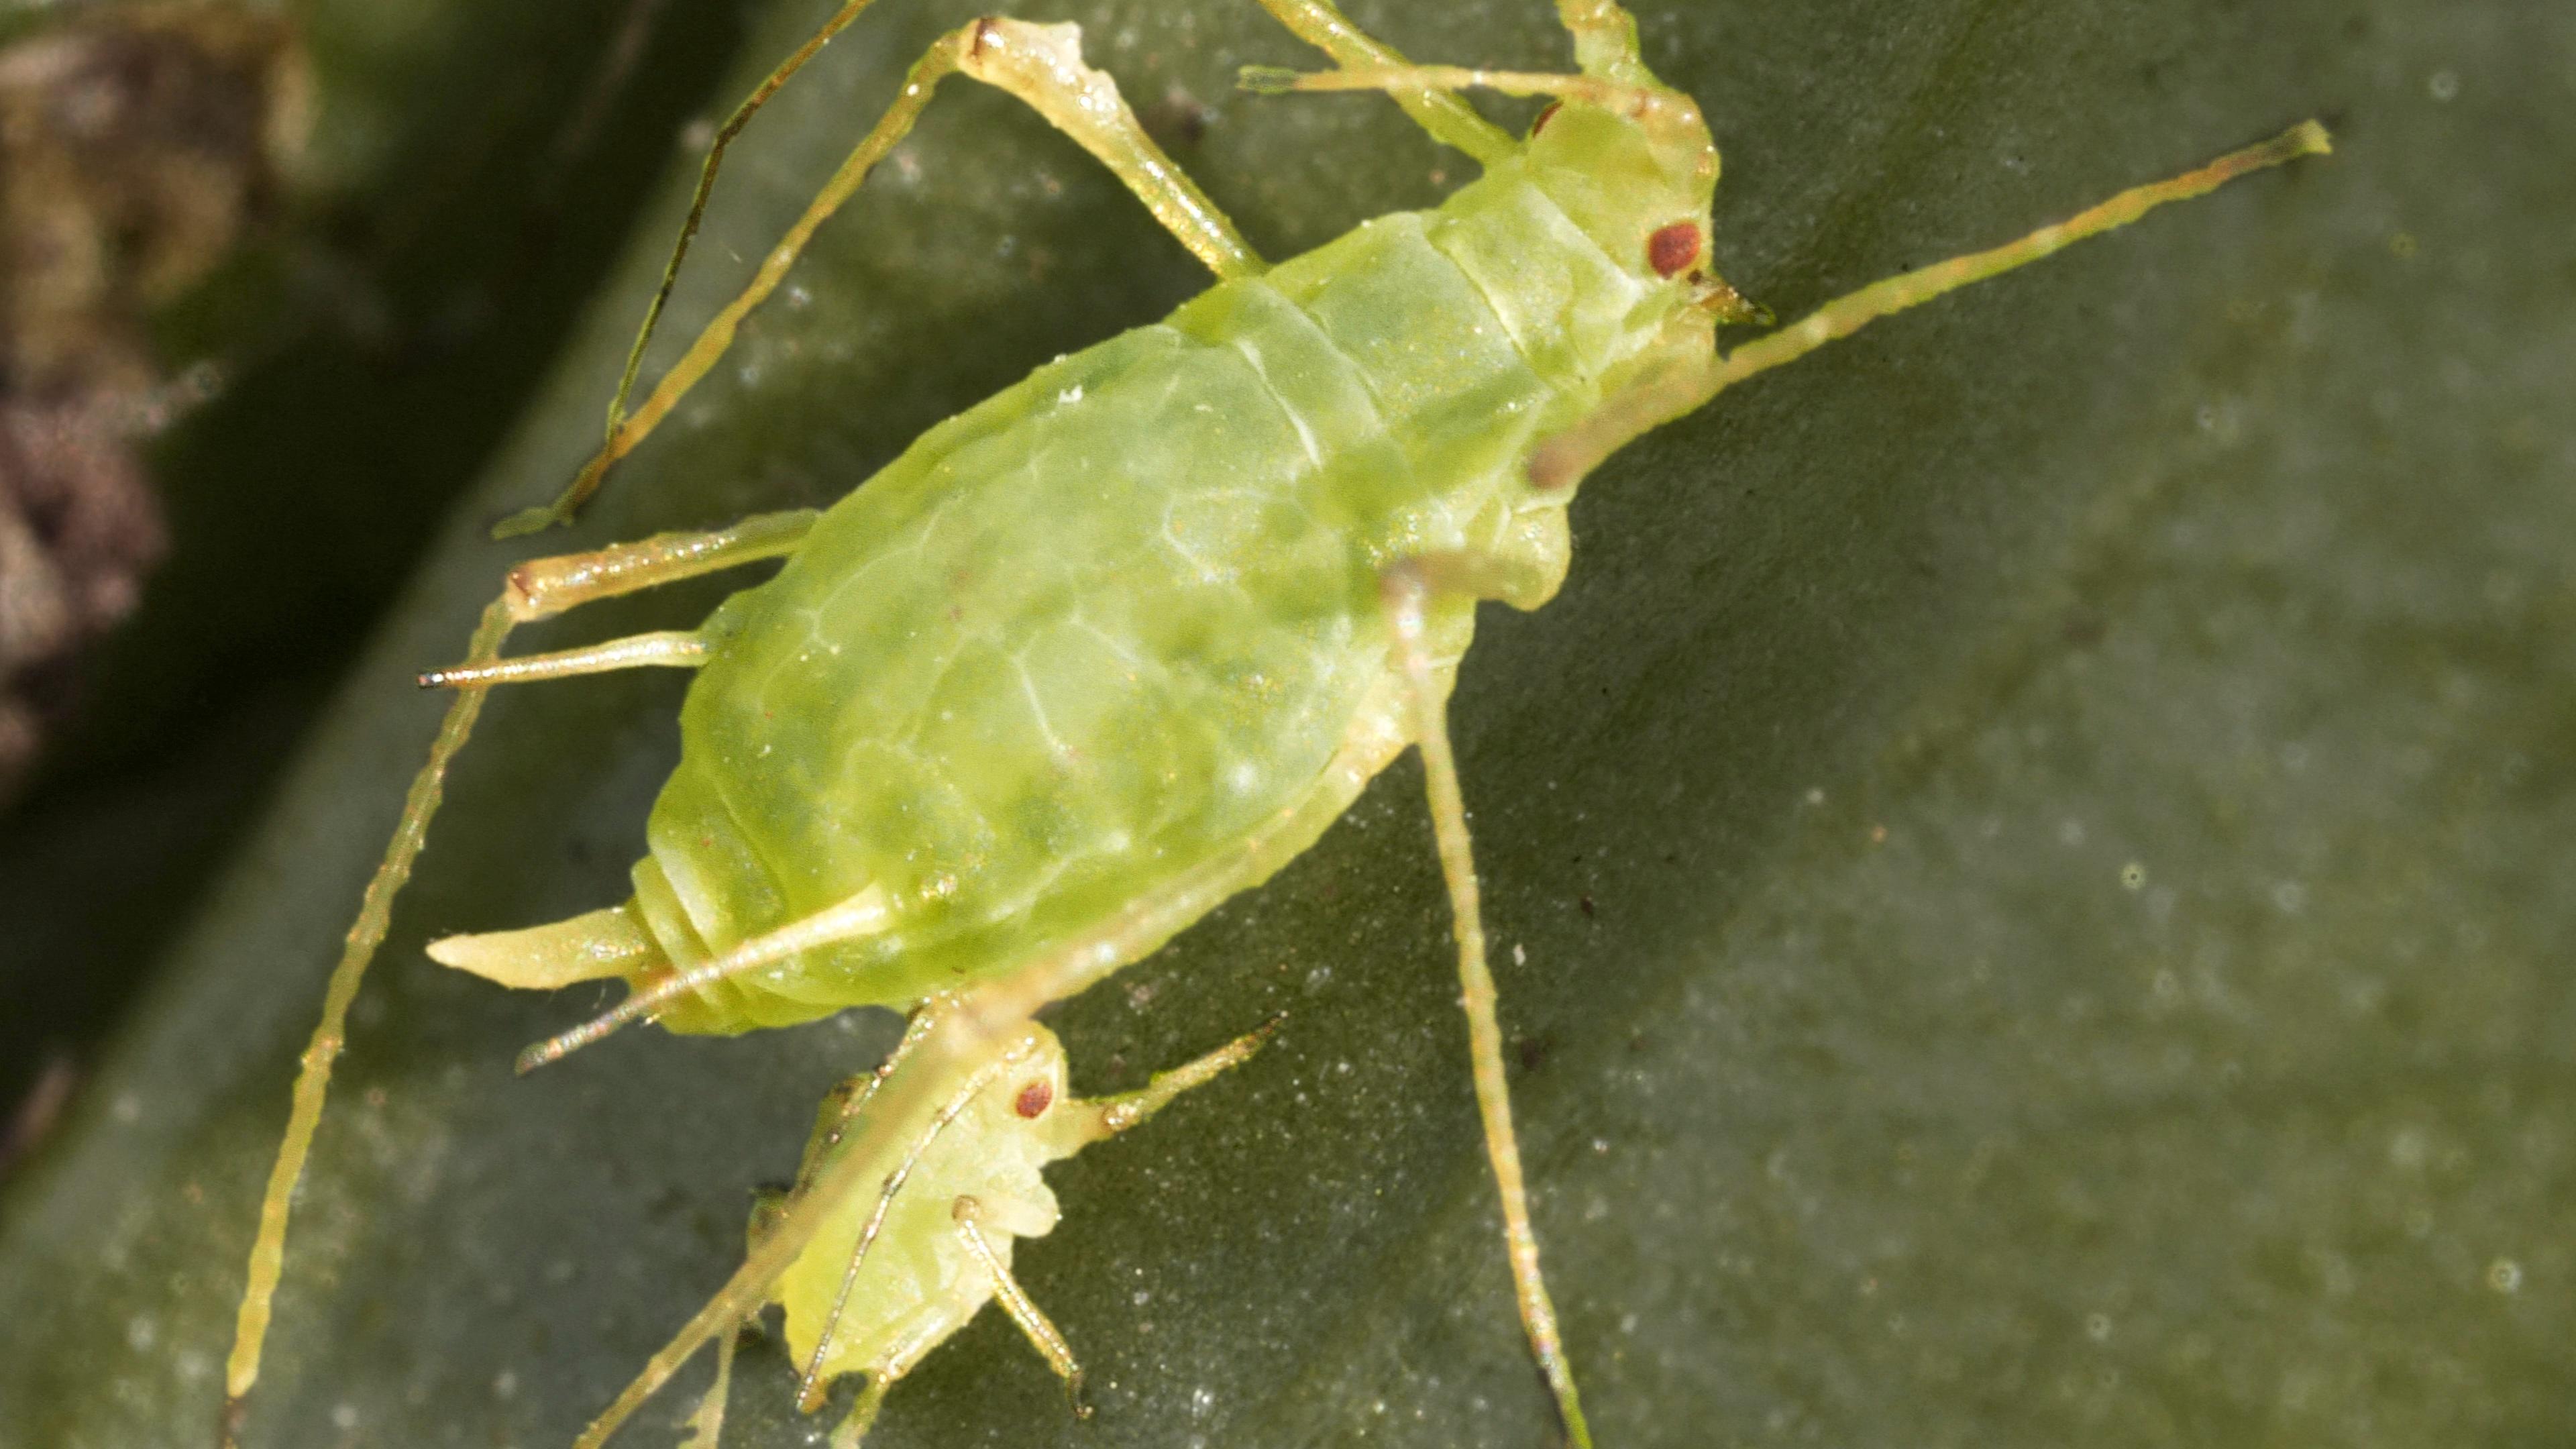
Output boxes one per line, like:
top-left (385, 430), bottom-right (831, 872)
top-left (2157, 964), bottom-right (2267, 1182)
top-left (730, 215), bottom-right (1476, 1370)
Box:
top-left (0, 3), bottom-right (307, 802)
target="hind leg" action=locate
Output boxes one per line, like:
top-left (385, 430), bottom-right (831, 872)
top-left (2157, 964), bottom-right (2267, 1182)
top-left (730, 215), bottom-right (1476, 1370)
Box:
top-left (1243, 0), bottom-right (1515, 163)
top-left (219, 509), bottom-right (816, 1448)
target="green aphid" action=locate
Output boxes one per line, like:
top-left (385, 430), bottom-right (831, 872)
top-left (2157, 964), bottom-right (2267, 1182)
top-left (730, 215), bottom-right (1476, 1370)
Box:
top-left (685, 1006), bottom-right (1275, 1449)
top-left (218, 1), bottom-right (2330, 1446)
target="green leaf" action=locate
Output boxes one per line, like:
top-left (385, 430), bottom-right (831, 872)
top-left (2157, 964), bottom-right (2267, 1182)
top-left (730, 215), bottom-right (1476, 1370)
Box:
top-left (4, 1), bottom-right (2567, 1446)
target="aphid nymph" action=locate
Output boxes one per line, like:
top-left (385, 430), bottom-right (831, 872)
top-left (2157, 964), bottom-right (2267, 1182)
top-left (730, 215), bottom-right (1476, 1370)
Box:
top-left (686, 1006), bottom-right (1275, 1449)
top-left (218, 1), bottom-right (2327, 1445)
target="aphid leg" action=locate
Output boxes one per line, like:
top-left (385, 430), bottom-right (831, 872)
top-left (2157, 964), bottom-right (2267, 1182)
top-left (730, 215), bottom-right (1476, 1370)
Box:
top-left (1381, 553), bottom-right (1596, 1449)
top-left (1241, 0), bottom-right (1660, 140)
top-left (830, 1377), bottom-right (890, 1449)
top-left (816, 1297), bottom-right (985, 1449)
top-left (953, 1195), bottom-right (1091, 1418)
top-left (830, 1335), bottom-right (938, 1449)
top-left (1242, 0), bottom-right (1514, 164)
top-left (217, 602), bottom-right (511, 1449)
top-left (793, 1010), bottom-right (943, 1195)
top-left (417, 629), bottom-right (704, 689)
top-left (677, 1175), bottom-right (804, 1449)
top-left (1238, 59), bottom-right (1687, 140)
top-left (675, 1320), bottom-right (742, 1449)
top-left (508, 16), bottom-right (1269, 535)
top-left (500, 508), bottom-right (818, 619)
top-left (805, 1308), bottom-right (957, 1449)
top-left (1527, 121), bottom-right (2334, 490)
top-left (219, 511), bottom-right (816, 1449)
top-left (1548, 0), bottom-right (1650, 84)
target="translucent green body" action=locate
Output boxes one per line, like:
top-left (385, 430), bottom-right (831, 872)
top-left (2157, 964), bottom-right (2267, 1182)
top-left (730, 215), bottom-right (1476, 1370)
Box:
top-left (767, 1021), bottom-right (1075, 1385)
top-left (627, 107), bottom-right (1708, 1032)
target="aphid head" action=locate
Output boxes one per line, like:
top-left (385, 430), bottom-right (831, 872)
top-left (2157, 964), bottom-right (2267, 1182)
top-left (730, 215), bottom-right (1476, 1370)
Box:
top-left (1519, 23), bottom-right (1758, 322)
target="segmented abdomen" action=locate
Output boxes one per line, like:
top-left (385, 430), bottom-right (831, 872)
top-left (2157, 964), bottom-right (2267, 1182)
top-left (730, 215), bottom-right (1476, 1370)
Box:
top-left (637, 164), bottom-right (1656, 1030)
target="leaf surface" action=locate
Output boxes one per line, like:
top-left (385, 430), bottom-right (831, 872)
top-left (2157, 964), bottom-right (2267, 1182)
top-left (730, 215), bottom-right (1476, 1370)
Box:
top-left (3, 2), bottom-right (2568, 1446)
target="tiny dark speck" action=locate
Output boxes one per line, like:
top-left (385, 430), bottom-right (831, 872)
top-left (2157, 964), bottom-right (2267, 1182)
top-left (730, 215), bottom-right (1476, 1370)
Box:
top-left (1578, 894), bottom-right (1596, 918)
top-left (1515, 1033), bottom-right (1555, 1074)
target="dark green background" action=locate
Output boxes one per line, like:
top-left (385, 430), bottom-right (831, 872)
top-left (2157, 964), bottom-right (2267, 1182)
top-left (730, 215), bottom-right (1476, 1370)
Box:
top-left (2, 1), bottom-right (2567, 1446)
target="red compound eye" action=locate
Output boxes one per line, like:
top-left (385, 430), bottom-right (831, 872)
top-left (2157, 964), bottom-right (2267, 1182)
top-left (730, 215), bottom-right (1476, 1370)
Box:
top-left (1014, 1080), bottom-right (1053, 1118)
top-left (1647, 221), bottom-right (1702, 278)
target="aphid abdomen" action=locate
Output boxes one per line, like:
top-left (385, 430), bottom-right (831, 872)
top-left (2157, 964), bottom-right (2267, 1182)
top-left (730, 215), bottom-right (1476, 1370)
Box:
top-left (635, 321), bottom-right (1391, 1030)
top-left (624, 158), bottom-right (1690, 1033)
